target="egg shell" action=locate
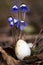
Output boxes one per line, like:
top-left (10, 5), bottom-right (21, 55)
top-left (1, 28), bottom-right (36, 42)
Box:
top-left (27, 43), bottom-right (33, 48)
top-left (15, 39), bottom-right (31, 60)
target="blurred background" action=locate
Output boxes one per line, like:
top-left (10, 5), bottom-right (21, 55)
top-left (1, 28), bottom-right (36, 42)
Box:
top-left (0, 0), bottom-right (43, 42)
top-left (0, 1), bottom-right (43, 64)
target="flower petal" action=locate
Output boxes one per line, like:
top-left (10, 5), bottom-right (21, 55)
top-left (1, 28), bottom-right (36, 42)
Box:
top-left (20, 4), bottom-right (29, 12)
top-left (12, 5), bottom-right (19, 12)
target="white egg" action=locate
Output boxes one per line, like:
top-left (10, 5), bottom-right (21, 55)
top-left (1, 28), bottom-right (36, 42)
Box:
top-left (15, 39), bottom-right (31, 60)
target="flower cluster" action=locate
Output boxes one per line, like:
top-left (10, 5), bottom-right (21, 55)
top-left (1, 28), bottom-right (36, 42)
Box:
top-left (8, 4), bottom-right (30, 31)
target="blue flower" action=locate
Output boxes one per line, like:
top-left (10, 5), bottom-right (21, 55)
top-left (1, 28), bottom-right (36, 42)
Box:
top-left (20, 4), bottom-right (29, 12)
top-left (14, 18), bottom-right (18, 23)
top-left (8, 17), bottom-right (13, 22)
top-left (8, 17), bottom-right (14, 27)
top-left (9, 21), bottom-right (14, 27)
top-left (14, 18), bottom-right (20, 28)
top-left (20, 25), bottom-right (24, 31)
top-left (20, 20), bottom-right (27, 26)
top-left (19, 20), bottom-right (28, 31)
top-left (12, 5), bottom-right (19, 13)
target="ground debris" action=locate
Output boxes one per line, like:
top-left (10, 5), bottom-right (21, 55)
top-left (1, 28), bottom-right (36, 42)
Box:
top-left (0, 46), bottom-right (43, 65)
top-left (0, 46), bottom-right (21, 65)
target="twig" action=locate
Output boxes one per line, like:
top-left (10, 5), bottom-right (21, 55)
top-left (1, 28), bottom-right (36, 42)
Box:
top-left (23, 53), bottom-right (43, 64)
top-left (0, 46), bottom-right (21, 65)
top-left (19, 31), bottom-right (22, 39)
top-left (33, 29), bottom-right (43, 47)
